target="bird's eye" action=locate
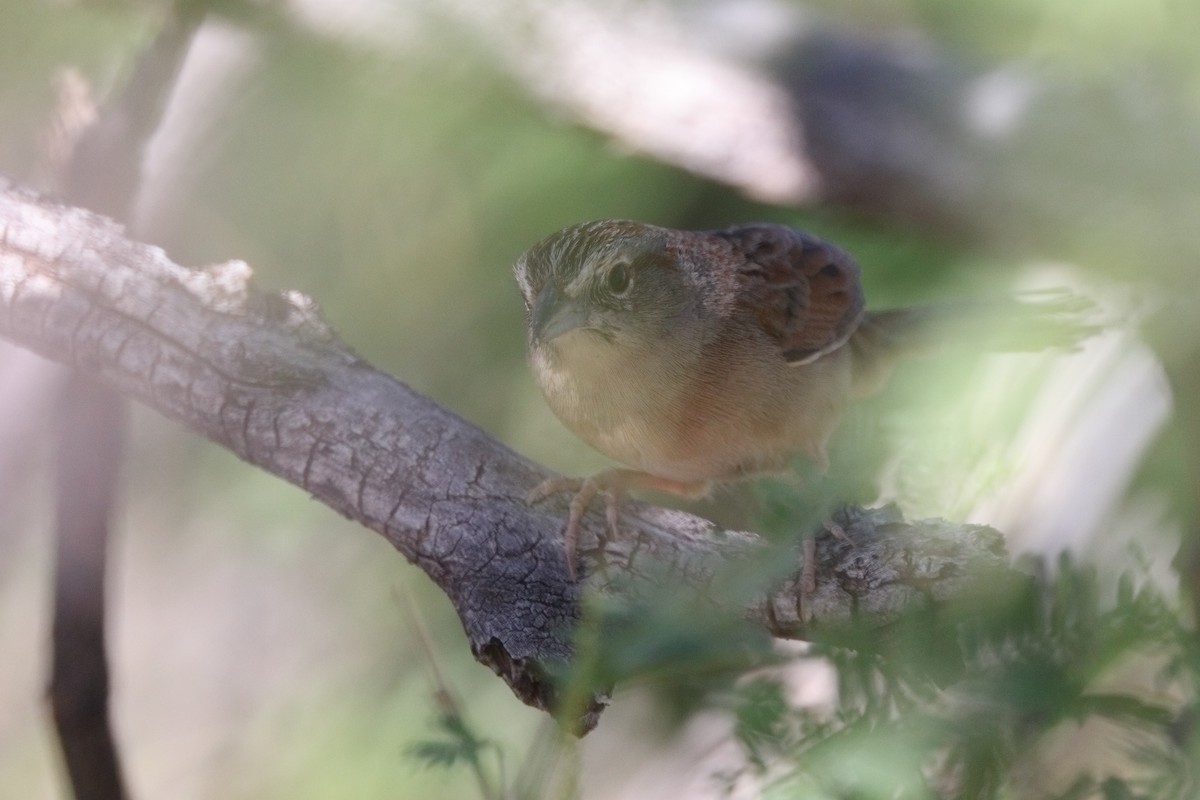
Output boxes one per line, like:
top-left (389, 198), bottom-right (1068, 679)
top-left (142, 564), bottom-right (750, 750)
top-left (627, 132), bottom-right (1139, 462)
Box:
top-left (606, 262), bottom-right (632, 296)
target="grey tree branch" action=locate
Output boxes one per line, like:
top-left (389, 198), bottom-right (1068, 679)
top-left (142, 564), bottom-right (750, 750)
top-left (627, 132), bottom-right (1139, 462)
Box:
top-left (0, 179), bottom-right (1012, 733)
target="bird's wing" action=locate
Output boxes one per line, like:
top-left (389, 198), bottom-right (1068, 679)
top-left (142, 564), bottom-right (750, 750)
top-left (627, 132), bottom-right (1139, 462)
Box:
top-left (711, 224), bottom-right (866, 365)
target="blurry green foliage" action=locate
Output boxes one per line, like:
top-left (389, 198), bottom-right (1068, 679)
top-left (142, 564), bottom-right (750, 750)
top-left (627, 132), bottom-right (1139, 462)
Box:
top-left (551, 553), bottom-right (1196, 799)
top-left (559, 584), bottom-right (780, 731)
top-left (408, 706), bottom-right (504, 799)
top-left (801, 0), bottom-right (1200, 80)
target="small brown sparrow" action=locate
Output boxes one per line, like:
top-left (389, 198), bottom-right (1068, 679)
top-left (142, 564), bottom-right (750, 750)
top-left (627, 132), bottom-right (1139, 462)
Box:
top-left (514, 220), bottom-right (1085, 577)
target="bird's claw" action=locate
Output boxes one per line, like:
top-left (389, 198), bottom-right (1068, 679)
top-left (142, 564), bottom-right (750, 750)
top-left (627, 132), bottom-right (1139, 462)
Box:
top-left (527, 472), bottom-right (627, 579)
top-left (798, 517), bottom-right (854, 620)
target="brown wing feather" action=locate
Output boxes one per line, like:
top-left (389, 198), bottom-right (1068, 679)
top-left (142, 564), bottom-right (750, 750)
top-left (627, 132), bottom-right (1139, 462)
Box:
top-left (710, 224), bottom-right (866, 364)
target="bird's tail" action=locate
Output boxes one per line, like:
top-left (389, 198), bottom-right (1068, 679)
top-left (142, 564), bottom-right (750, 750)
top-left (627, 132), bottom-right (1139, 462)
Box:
top-left (848, 288), bottom-right (1101, 396)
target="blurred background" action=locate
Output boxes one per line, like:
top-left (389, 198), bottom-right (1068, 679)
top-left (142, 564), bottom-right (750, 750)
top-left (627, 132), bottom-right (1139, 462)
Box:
top-left (0, 0), bottom-right (1197, 797)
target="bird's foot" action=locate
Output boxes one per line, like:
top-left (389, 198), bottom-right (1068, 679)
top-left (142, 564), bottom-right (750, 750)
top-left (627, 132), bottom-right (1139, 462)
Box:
top-left (527, 472), bottom-right (622, 579)
top-left (823, 517), bottom-right (854, 546)
top-left (526, 469), bottom-right (708, 579)
top-left (798, 516), bottom-right (855, 618)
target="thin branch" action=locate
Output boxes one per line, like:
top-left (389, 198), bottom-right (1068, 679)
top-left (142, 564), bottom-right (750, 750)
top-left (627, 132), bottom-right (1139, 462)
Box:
top-left (0, 180), bottom-right (1013, 733)
top-left (46, 3), bottom-right (211, 797)
top-left (49, 375), bottom-right (128, 800)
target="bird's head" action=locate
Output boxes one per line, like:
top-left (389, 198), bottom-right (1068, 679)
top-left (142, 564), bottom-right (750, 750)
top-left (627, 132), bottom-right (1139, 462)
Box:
top-left (514, 220), bottom-right (692, 357)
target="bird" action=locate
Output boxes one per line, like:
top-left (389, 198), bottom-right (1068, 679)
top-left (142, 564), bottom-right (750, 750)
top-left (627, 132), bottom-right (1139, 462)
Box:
top-left (514, 219), bottom-right (1089, 578)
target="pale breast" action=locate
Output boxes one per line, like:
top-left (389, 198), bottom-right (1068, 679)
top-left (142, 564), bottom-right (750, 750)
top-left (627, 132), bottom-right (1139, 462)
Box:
top-left (646, 342), bottom-right (854, 481)
top-left (532, 327), bottom-right (855, 483)
top-left (532, 334), bottom-right (694, 474)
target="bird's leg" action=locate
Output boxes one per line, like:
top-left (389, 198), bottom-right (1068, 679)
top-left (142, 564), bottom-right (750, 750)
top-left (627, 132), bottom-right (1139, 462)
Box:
top-left (798, 516), bottom-right (853, 608)
top-left (527, 469), bottom-right (709, 579)
top-left (823, 516), bottom-right (853, 545)
top-left (763, 456), bottom-right (854, 619)
top-left (796, 514), bottom-right (857, 620)
top-left (800, 537), bottom-right (818, 596)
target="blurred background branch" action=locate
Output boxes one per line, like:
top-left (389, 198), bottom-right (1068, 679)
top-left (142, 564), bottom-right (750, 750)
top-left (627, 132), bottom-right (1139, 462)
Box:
top-left (44, 2), bottom-right (209, 798)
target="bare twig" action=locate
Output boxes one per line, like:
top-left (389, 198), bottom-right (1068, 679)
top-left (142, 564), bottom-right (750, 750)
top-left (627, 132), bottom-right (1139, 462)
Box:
top-left (49, 376), bottom-right (128, 800)
top-left (46, 3), bottom-right (211, 797)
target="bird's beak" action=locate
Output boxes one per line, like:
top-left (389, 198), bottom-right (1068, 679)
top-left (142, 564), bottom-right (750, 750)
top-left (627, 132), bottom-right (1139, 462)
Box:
top-left (532, 283), bottom-right (589, 342)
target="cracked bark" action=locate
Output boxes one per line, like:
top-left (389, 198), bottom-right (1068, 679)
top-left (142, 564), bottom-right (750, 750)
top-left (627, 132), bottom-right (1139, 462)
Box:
top-left (0, 179), bottom-right (1014, 733)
